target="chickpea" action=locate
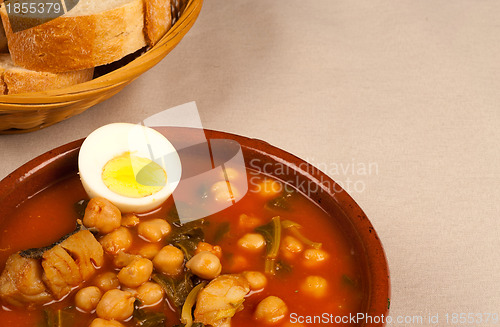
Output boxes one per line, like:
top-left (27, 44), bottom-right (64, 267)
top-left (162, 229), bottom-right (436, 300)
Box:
top-left (254, 296), bottom-right (288, 324)
top-left (94, 272), bottom-right (120, 292)
top-left (121, 214), bottom-right (140, 227)
top-left (281, 236), bottom-right (303, 260)
top-left (117, 258), bottom-right (153, 288)
top-left (100, 227), bottom-right (133, 254)
top-left (257, 179), bottom-right (282, 198)
top-left (226, 254), bottom-right (249, 272)
top-left (303, 248), bottom-right (329, 268)
top-left (300, 276), bottom-right (328, 298)
top-left (237, 233), bottom-right (266, 252)
top-left (211, 181), bottom-right (239, 202)
top-left (75, 286), bottom-right (102, 312)
top-left (153, 245), bottom-right (184, 276)
top-left (282, 236), bottom-right (303, 253)
top-left (238, 214), bottom-right (263, 230)
top-left (96, 289), bottom-right (135, 321)
top-left (136, 282), bottom-right (164, 306)
top-left (137, 243), bottom-right (162, 259)
top-left (138, 219), bottom-right (171, 242)
top-left (195, 242), bottom-right (222, 259)
top-left (89, 318), bottom-right (125, 327)
top-left (196, 241), bottom-right (213, 253)
top-left (212, 246), bottom-right (223, 259)
top-left (242, 271), bottom-right (267, 290)
top-left (186, 251), bottom-right (221, 280)
top-left (83, 197), bottom-right (121, 234)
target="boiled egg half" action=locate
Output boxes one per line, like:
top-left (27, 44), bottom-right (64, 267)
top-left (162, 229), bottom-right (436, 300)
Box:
top-left (79, 123), bottom-right (182, 213)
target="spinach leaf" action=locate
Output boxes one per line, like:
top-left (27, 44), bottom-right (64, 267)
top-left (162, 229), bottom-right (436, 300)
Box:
top-left (175, 240), bottom-right (198, 261)
top-left (133, 301), bottom-right (167, 327)
top-left (213, 222), bottom-right (230, 243)
top-left (166, 204), bottom-right (183, 224)
top-left (169, 220), bottom-right (207, 243)
top-left (39, 307), bottom-right (75, 327)
top-left (152, 274), bottom-right (178, 306)
top-left (255, 216), bottom-right (282, 274)
top-left (275, 260), bottom-right (293, 277)
top-left (255, 220), bottom-right (274, 251)
top-left (266, 189), bottom-right (296, 211)
top-left (281, 220), bottom-right (322, 249)
top-left (153, 273), bottom-right (196, 309)
top-left (168, 219), bottom-right (207, 260)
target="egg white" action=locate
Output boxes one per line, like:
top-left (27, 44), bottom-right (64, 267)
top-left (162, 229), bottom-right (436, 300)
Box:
top-left (78, 123), bottom-right (182, 213)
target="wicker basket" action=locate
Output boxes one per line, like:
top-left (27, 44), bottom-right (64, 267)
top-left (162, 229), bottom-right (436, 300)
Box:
top-left (0, 0), bottom-right (203, 134)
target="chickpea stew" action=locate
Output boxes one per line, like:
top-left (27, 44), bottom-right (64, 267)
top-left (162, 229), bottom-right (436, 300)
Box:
top-left (0, 170), bottom-right (364, 327)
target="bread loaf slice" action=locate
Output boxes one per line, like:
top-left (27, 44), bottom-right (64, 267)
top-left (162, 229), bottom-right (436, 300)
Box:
top-left (0, 0), bottom-right (148, 73)
top-left (144, 0), bottom-right (172, 46)
top-left (0, 54), bottom-right (94, 94)
top-left (0, 22), bottom-right (7, 53)
top-left (0, 0), bottom-right (6, 53)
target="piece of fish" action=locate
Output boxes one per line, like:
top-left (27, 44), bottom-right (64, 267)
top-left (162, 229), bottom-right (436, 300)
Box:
top-left (0, 254), bottom-right (53, 307)
top-left (0, 230), bottom-right (104, 305)
top-left (59, 230), bottom-right (104, 280)
top-left (42, 230), bottom-right (103, 299)
top-left (42, 244), bottom-right (82, 299)
top-left (194, 274), bottom-right (250, 327)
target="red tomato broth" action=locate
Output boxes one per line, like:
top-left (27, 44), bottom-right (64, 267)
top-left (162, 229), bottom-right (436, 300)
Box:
top-left (201, 175), bottom-right (364, 326)
top-left (0, 176), bottom-right (86, 270)
top-left (0, 170), bottom-right (364, 326)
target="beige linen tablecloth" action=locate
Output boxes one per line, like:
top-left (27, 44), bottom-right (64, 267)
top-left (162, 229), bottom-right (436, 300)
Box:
top-left (1, 0), bottom-right (499, 325)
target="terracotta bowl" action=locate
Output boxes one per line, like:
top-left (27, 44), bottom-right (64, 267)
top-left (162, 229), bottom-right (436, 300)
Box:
top-left (0, 129), bottom-right (390, 326)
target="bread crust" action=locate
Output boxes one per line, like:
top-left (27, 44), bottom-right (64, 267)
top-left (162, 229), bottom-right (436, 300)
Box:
top-left (2, 68), bottom-right (94, 94)
top-left (0, 0), bottom-right (147, 73)
top-left (0, 22), bottom-right (7, 53)
top-left (0, 54), bottom-right (94, 94)
top-left (144, 0), bottom-right (172, 46)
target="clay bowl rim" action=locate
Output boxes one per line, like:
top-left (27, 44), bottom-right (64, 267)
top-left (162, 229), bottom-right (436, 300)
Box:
top-left (0, 128), bottom-right (390, 325)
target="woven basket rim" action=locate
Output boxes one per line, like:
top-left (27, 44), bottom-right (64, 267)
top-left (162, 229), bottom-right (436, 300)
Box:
top-left (0, 0), bottom-right (202, 106)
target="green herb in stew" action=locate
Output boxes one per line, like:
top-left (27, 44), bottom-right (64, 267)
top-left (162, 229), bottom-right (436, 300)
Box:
top-left (255, 216), bottom-right (282, 274)
top-left (133, 300), bottom-right (167, 327)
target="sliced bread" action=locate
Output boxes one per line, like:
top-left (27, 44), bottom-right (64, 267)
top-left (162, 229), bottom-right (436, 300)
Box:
top-left (0, 0), bottom-right (147, 73)
top-left (0, 0), bottom-right (172, 73)
top-left (0, 21), bottom-right (7, 53)
top-left (0, 0), bottom-right (7, 52)
top-left (0, 54), bottom-right (94, 94)
top-left (144, 0), bottom-right (172, 46)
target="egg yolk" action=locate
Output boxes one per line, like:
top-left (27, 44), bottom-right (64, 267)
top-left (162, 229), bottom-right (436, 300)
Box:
top-left (102, 153), bottom-right (166, 198)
